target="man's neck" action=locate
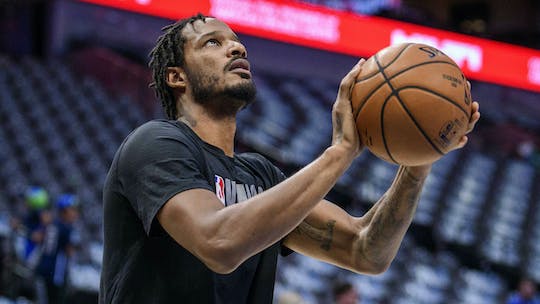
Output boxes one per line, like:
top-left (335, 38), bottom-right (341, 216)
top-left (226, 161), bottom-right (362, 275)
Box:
top-left (179, 113), bottom-right (237, 157)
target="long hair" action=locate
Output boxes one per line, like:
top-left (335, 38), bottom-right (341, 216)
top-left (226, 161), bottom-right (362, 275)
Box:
top-left (148, 13), bottom-right (208, 119)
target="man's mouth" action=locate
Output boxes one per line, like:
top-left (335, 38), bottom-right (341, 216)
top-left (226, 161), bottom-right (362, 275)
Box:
top-left (228, 58), bottom-right (251, 77)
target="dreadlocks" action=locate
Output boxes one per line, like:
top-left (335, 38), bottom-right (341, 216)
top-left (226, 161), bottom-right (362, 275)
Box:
top-left (148, 13), bottom-right (208, 120)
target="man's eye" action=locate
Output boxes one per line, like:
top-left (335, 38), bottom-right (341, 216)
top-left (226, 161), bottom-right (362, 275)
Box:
top-left (205, 39), bottom-right (220, 46)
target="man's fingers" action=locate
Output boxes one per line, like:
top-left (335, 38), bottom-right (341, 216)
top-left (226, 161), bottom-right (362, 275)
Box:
top-left (471, 101), bottom-right (479, 114)
top-left (351, 58), bottom-right (366, 76)
top-left (451, 136), bottom-right (468, 151)
top-left (340, 58), bottom-right (366, 93)
top-left (458, 136), bottom-right (468, 148)
top-left (466, 101), bottom-right (480, 134)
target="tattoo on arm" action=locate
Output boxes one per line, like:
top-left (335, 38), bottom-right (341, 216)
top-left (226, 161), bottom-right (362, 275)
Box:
top-left (360, 166), bottom-right (425, 266)
top-left (295, 220), bottom-right (336, 251)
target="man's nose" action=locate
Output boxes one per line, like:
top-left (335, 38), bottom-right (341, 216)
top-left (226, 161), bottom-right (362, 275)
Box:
top-left (228, 41), bottom-right (247, 58)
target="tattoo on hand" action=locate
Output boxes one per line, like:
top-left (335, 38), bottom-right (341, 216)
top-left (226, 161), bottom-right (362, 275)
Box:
top-left (334, 113), bottom-right (343, 143)
top-left (295, 220), bottom-right (336, 251)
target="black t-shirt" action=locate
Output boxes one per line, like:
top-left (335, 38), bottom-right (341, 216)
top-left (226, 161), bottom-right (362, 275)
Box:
top-left (99, 120), bottom-right (287, 304)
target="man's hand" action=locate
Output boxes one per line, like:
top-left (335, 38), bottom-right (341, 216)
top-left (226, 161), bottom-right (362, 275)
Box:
top-left (331, 59), bottom-right (366, 160)
top-left (451, 100), bottom-right (481, 151)
top-left (450, 81), bottom-right (481, 151)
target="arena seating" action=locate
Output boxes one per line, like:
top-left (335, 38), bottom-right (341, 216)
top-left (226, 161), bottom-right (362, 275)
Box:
top-left (1, 54), bottom-right (539, 303)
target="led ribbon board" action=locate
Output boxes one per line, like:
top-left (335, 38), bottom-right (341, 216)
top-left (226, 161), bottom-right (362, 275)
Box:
top-left (79, 0), bottom-right (540, 93)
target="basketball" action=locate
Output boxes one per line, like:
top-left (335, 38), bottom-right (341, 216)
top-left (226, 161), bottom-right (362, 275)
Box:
top-left (352, 43), bottom-right (472, 166)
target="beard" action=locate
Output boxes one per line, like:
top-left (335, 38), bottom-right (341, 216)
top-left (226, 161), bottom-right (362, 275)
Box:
top-left (185, 66), bottom-right (256, 119)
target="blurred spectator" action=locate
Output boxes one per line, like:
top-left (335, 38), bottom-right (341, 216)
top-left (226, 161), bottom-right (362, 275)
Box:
top-left (332, 281), bottom-right (359, 304)
top-left (507, 278), bottom-right (540, 304)
top-left (0, 186), bottom-right (51, 302)
top-left (26, 208), bottom-right (54, 271)
top-left (22, 186), bottom-right (50, 266)
top-left (517, 140), bottom-right (536, 160)
top-left (25, 187), bottom-right (48, 204)
top-left (24, 186), bottom-right (50, 217)
top-left (35, 194), bottom-right (80, 304)
top-left (277, 290), bottom-right (305, 304)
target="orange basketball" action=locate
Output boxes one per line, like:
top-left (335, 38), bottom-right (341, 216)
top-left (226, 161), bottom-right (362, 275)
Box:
top-left (352, 43), bottom-right (472, 166)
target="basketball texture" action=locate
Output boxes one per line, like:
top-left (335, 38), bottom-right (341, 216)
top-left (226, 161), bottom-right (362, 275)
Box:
top-left (352, 43), bottom-right (472, 166)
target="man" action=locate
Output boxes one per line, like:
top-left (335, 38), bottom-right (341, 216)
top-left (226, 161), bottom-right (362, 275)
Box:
top-left (507, 278), bottom-right (540, 304)
top-left (99, 13), bottom-right (480, 303)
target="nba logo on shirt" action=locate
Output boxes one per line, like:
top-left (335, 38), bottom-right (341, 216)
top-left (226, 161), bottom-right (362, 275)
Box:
top-left (215, 175), bottom-right (226, 205)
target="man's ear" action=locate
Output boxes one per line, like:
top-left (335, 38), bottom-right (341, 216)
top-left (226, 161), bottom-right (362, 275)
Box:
top-left (165, 67), bottom-right (186, 91)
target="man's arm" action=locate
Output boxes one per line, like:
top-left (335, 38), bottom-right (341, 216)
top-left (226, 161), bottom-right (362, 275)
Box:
top-left (284, 101), bottom-right (480, 274)
top-left (158, 145), bottom-right (350, 274)
top-left (157, 59), bottom-right (366, 274)
top-left (282, 165), bottom-right (429, 274)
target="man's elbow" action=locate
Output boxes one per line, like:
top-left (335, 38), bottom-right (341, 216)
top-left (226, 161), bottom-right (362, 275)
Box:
top-left (197, 239), bottom-right (244, 274)
top-left (352, 256), bottom-right (392, 275)
top-left (365, 260), bottom-right (391, 275)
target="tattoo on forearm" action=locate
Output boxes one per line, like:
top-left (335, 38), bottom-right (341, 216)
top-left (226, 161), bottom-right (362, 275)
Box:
top-left (361, 167), bottom-right (425, 265)
top-left (391, 167), bottom-right (425, 210)
top-left (295, 220), bottom-right (336, 251)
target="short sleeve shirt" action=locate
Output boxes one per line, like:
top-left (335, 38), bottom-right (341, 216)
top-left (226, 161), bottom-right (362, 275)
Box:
top-left (99, 120), bottom-right (287, 304)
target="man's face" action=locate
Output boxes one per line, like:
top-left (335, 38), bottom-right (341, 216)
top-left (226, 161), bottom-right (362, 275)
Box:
top-left (181, 18), bottom-right (256, 118)
top-left (61, 206), bottom-right (79, 224)
top-left (519, 280), bottom-right (537, 299)
top-left (336, 287), bottom-right (359, 304)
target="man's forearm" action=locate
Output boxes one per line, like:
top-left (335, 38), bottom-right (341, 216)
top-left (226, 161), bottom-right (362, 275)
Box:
top-left (213, 145), bottom-right (354, 267)
top-left (356, 165), bottom-right (429, 270)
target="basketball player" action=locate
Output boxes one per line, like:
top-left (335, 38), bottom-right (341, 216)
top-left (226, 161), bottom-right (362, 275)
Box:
top-left (99, 14), bottom-right (480, 303)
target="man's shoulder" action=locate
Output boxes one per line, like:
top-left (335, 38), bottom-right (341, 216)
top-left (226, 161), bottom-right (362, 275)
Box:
top-left (125, 119), bottom-right (194, 146)
top-left (131, 119), bottom-right (183, 137)
top-left (114, 119), bottom-right (200, 166)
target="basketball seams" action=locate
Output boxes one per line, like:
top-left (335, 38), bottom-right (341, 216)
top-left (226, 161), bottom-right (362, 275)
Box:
top-left (389, 61), bottom-right (469, 115)
top-left (375, 54), bottom-right (445, 157)
top-left (353, 60), bottom-right (459, 121)
top-left (381, 43), bottom-right (414, 69)
top-left (374, 55), bottom-right (398, 164)
top-left (396, 86), bottom-right (470, 117)
top-left (355, 43), bottom-right (413, 82)
top-left (355, 43), bottom-right (412, 82)
top-left (380, 95), bottom-right (399, 164)
top-left (392, 94), bottom-right (445, 155)
top-left (355, 67), bottom-right (381, 82)
top-left (353, 82), bottom-right (385, 119)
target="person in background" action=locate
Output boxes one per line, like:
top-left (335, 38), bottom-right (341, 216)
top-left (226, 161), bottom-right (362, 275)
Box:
top-left (276, 290), bottom-right (306, 304)
top-left (333, 281), bottom-right (360, 304)
top-left (35, 193), bottom-right (79, 304)
top-left (507, 278), bottom-right (540, 304)
top-left (2, 186), bottom-right (51, 302)
top-left (21, 186), bottom-right (50, 266)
